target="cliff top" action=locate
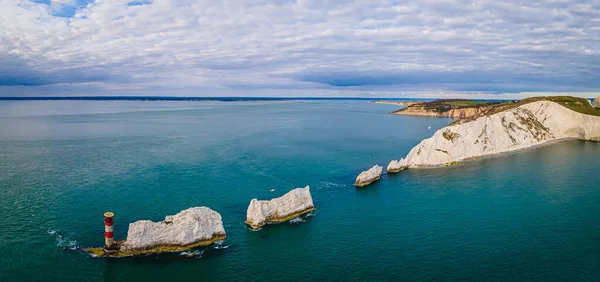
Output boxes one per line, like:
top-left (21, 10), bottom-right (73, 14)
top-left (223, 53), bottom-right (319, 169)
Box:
top-left (403, 99), bottom-right (503, 113)
top-left (487, 96), bottom-right (600, 117)
top-left (445, 96), bottom-right (600, 126)
top-left (395, 96), bottom-right (599, 117)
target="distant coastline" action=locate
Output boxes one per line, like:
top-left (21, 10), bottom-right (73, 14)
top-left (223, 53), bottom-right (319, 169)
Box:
top-left (0, 96), bottom-right (430, 102)
top-left (371, 100), bottom-right (424, 106)
top-left (1, 97), bottom-right (594, 105)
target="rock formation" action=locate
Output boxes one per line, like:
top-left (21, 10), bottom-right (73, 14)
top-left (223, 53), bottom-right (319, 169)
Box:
top-left (390, 99), bottom-right (510, 119)
top-left (594, 96), bottom-right (600, 108)
top-left (387, 159), bottom-right (407, 173)
top-left (395, 100), bottom-right (600, 168)
top-left (354, 165), bottom-right (383, 187)
top-left (393, 105), bottom-right (495, 118)
top-left (119, 207), bottom-right (226, 253)
top-left (246, 186), bottom-right (315, 230)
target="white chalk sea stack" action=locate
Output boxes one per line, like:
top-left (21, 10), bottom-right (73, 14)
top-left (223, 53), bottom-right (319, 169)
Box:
top-left (398, 101), bottom-right (600, 168)
top-left (120, 207), bottom-right (226, 252)
top-left (387, 159), bottom-right (407, 173)
top-left (246, 186), bottom-right (315, 230)
top-left (355, 165), bottom-right (383, 187)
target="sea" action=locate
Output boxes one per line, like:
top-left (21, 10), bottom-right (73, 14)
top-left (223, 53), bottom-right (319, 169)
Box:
top-left (0, 100), bottom-right (599, 281)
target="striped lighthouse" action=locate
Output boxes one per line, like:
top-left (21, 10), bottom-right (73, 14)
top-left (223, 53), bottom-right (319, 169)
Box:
top-left (104, 212), bottom-right (115, 249)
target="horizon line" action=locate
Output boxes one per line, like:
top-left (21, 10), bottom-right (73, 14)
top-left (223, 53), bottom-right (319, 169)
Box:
top-left (0, 96), bottom-right (519, 101)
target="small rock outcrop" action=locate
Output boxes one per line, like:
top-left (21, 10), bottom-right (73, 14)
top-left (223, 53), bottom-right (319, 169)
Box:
top-left (246, 186), bottom-right (315, 230)
top-left (354, 165), bottom-right (383, 187)
top-left (387, 159), bottom-right (407, 173)
top-left (120, 207), bottom-right (226, 253)
top-left (594, 96), bottom-right (600, 108)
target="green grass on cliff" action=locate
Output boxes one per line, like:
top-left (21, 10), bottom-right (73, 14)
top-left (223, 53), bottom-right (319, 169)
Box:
top-left (444, 96), bottom-right (599, 127)
top-left (486, 96), bottom-right (600, 117)
top-left (445, 100), bottom-right (494, 107)
top-left (405, 99), bottom-right (502, 113)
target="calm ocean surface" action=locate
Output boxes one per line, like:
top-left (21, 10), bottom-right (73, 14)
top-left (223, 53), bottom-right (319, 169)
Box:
top-left (0, 100), bottom-right (599, 281)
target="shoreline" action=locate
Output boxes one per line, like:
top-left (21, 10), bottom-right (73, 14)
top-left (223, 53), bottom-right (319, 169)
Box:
top-left (391, 111), bottom-right (448, 117)
top-left (407, 137), bottom-right (582, 169)
top-left (371, 100), bottom-right (421, 106)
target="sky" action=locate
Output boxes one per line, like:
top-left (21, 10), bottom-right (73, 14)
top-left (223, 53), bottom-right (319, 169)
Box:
top-left (1, 0), bottom-right (599, 98)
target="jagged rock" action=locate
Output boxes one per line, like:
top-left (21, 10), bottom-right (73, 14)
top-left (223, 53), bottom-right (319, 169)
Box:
top-left (398, 101), bottom-right (600, 168)
top-left (387, 159), bottom-right (407, 173)
top-left (246, 186), bottom-right (315, 230)
top-left (594, 96), bottom-right (600, 108)
top-left (120, 207), bottom-right (226, 252)
top-left (354, 165), bottom-right (383, 187)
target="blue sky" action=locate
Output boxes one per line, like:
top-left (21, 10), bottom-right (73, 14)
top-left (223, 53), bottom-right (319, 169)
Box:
top-left (1, 0), bottom-right (599, 98)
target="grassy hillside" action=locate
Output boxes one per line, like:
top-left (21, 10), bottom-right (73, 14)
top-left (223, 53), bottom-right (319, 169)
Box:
top-left (445, 100), bottom-right (495, 107)
top-left (487, 96), bottom-right (600, 117)
top-left (406, 99), bottom-right (502, 113)
top-left (445, 96), bottom-right (600, 127)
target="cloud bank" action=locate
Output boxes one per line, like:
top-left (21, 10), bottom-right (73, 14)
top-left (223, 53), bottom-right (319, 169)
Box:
top-left (1, 0), bottom-right (599, 97)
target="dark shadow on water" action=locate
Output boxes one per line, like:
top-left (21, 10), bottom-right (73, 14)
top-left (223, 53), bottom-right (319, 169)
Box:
top-left (98, 243), bottom-right (231, 266)
top-left (243, 213), bottom-right (315, 244)
top-left (354, 179), bottom-right (382, 195)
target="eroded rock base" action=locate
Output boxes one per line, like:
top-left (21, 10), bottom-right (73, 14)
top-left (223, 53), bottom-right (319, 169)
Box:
top-left (246, 207), bottom-right (315, 230)
top-left (85, 234), bottom-right (226, 258)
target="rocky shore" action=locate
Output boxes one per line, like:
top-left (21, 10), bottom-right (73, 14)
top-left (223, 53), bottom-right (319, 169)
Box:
top-left (246, 186), bottom-right (315, 230)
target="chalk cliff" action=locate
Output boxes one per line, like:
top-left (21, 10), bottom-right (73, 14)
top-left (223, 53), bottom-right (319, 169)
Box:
top-left (594, 96), bottom-right (600, 108)
top-left (396, 101), bottom-right (600, 168)
top-left (355, 165), bottom-right (383, 187)
top-left (246, 186), bottom-right (315, 230)
top-left (394, 105), bottom-right (495, 118)
top-left (120, 207), bottom-right (226, 253)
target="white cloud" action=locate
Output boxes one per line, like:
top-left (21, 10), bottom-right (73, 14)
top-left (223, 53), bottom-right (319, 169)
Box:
top-left (0, 0), bottom-right (599, 97)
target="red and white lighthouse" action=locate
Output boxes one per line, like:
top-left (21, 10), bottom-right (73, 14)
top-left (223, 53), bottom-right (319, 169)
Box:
top-left (104, 212), bottom-right (114, 248)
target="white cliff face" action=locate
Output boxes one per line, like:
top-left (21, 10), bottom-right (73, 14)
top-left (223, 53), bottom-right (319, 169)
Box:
top-left (387, 159), bottom-right (407, 173)
top-left (355, 165), bottom-right (383, 186)
top-left (594, 96), bottom-right (600, 108)
top-left (398, 101), bottom-right (600, 167)
top-left (120, 207), bottom-right (226, 251)
top-left (246, 186), bottom-right (314, 229)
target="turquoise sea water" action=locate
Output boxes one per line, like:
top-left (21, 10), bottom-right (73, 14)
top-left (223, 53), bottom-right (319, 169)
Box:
top-left (0, 100), bottom-right (599, 281)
